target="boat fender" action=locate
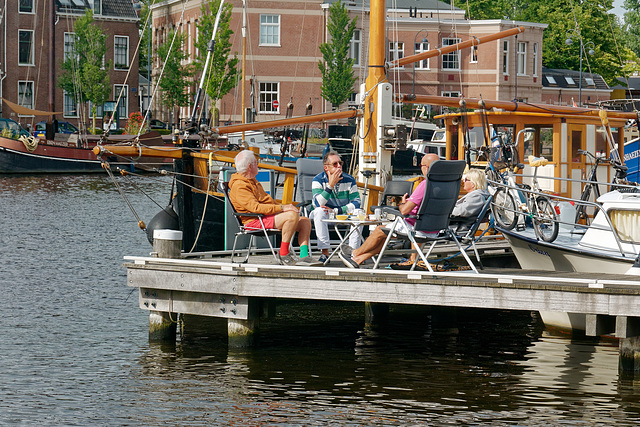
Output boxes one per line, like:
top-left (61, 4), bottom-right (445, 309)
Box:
top-left (145, 205), bottom-right (180, 245)
top-left (625, 252), bottom-right (640, 276)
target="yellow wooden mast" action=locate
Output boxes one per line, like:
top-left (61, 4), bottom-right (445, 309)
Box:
top-left (359, 0), bottom-right (389, 186)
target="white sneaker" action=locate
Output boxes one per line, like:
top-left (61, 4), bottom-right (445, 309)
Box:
top-left (278, 253), bottom-right (297, 266)
top-left (297, 256), bottom-right (323, 267)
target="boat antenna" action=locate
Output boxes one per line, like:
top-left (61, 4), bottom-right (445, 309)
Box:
top-left (188, 0), bottom-right (226, 132)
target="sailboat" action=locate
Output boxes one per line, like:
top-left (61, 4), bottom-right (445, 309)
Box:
top-left (0, 0), bottom-right (169, 173)
top-left (92, 0), bottom-right (529, 254)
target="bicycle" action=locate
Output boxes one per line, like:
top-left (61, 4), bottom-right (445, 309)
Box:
top-left (574, 149), bottom-right (629, 225)
top-left (491, 155), bottom-right (559, 242)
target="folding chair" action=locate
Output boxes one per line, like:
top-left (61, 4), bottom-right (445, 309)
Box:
top-left (370, 179), bottom-right (414, 213)
top-left (449, 193), bottom-right (494, 269)
top-left (373, 160), bottom-right (479, 273)
top-left (222, 182), bottom-right (281, 263)
top-left (295, 158), bottom-right (324, 215)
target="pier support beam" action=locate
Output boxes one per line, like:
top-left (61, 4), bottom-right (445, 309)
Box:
top-left (149, 310), bottom-right (176, 341)
top-left (585, 314), bottom-right (615, 337)
top-left (365, 302), bottom-right (389, 326)
top-left (227, 298), bottom-right (260, 347)
top-left (619, 337), bottom-right (640, 373)
top-left (227, 318), bottom-right (259, 347)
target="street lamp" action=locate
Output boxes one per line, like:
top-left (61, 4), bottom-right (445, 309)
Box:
top-left (565, 29), bottom-right (595, 107)
top-left (413, 29), bottom-right (428, 96)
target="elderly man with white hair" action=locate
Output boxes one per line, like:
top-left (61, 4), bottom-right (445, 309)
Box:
top-left (229, 150), bottom-right (320, 266)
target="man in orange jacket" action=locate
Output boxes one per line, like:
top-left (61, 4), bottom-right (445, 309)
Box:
top-left (229, 150), bottom-right (320, 266)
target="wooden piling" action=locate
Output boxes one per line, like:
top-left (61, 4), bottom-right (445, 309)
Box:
top-left (365, 302), bottom-right (389, 326)
top-left (619, 336), bottom-right (640, 373)
top-left (149, 310), bottom-right (176, 341)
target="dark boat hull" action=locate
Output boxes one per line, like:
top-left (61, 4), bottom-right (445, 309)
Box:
top-left (0, 135), bottom-right (170, 173)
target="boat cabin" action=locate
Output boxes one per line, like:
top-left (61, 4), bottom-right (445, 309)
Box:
top-left (438, 110), bottom-right (628, 199)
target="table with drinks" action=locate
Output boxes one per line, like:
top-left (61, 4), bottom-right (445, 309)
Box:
top-left (321, 208), bottom-right (385, 265)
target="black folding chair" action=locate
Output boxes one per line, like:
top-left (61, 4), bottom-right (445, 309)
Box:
top-left (373, 160), bottom-right (478, 273)
top-left (449, 193), bottom-right (494, 269)
top-left (222, 182), bottom-right (281, 263)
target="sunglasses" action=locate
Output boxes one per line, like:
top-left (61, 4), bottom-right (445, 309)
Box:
top-left (326, 161), bottom-right (343, 167)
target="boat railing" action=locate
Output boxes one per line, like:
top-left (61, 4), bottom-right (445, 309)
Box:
top-left (489, 173), bottom-right (639, 257)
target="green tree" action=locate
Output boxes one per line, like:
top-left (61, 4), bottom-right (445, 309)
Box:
top-left (624, 0), bottom-right (640, 58)
top-left (318, 0), bottom-right (357, 110)
top-left (58, 9), bottom-right (111, 133)
top-left (195, 0), bottom-right (240, 122)
top-left (156, 30), bottom-right (196, 127)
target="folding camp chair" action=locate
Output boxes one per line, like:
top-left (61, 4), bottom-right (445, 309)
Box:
top-left (449, 193), bottom-right (494, 269)
top-left (222, 182), bottom-right (282, 263)
top-left (295, 158), bottom-right (324, 215)
top-left (373, 160), bottom-right (479, 273)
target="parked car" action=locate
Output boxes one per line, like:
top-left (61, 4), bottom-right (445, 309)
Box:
top-left (0, 118), bottom-right (31, 138)
top-left (33, 121), bottom-right (79, 138)
top-left (149, 119), bottom-right (167, 129)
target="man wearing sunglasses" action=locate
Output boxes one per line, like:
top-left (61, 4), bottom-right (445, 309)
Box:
top-left (310, 151), bottom-right (362, 263)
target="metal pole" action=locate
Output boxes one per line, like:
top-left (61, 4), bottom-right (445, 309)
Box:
top-left (579, 39), bottom-right (583, 107)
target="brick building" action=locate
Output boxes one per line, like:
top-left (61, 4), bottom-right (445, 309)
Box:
top-left (149, 0), bottom-right (608, 127)
top-left (0, 0), bottom-right (140, 130)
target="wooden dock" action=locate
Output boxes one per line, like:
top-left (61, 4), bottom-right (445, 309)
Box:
top-left (124, 246), bottom-right (640, 373)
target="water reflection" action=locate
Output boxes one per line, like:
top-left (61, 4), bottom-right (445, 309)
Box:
top-left (134, 304), bottom-right (640, 424)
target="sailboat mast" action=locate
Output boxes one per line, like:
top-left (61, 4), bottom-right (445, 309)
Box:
top-left (241, 0), bottom-right (247, 141)
top-left (359, 0), bottom-right (388, 185)
top-left (48, 0), bottom-right (55, 119)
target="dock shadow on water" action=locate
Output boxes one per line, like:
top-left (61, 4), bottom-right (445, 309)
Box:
top-left (2, 174), bottom-right (640, 425)
top-left (138, 303), bottom-right (640, 425)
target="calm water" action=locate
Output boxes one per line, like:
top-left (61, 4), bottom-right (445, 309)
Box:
top-left (2, 174), bottom-right (640, 425)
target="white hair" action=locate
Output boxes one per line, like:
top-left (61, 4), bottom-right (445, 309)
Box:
top-left (235, 150), bottom-right (257, 174)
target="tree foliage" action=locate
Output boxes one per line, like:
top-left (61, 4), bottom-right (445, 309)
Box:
top-left (318, 0), bottom-right (357, 109)
top-left (58, 9), bottom-right (111, 130)
top-left (156, 30), bottom-right (196, 124)
top-left (195, 0), bottom-right (240, 117)
top-left (448, 0), bottom-right (634, 85)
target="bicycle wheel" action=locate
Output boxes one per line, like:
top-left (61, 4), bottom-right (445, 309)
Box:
top-left (532, 196), bottom-right (559, 242)
top-left (491, 187), bottom-right (517, 230)
top-left (574, 185), bottom-right (592, 226)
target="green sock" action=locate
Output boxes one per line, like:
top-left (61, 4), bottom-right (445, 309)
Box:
top-left (300, 245), bottom-right (309, 258)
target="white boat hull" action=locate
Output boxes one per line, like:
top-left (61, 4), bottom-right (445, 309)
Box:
top-left (500, 216), bottom-right (637, 334)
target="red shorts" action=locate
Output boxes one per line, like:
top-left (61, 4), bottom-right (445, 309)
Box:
top-left (244, 214), bottom-right (277, 230)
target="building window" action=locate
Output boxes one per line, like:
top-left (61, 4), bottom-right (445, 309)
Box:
top-left (259, 82), bottom-right (279, 113)
top-left (114, 85), bottom-right (128, 119)
top-left (63, 92), bottom-right (79, 117)
top-left (64, 32), bottom-right (77, 60)
top-left (88, 101), bottom-right (104, 118)
top-left (442, 38), bottom-right (461, 70)
top-left (415, 41), bottom-right (429, 69)
top-left (502, 41), bottom-right (509, 74)
top-left (350, 29), bottom-right (361, 66)
top-left (389, 42), bottom-right (404, 68)
top-left (114, 36), bottom-right (129, 70)
top-left (259, 14), bottom-right (280, 46)
top-left (546, 76), bottom-right (557, 85)
top-left (19, 0), bottom-right (33, 13)
top-left (470, 45), bottom-right (478, 63)
top-left (19, 30), bottom-right (34, 65)
top-left (517, 42), bottom-right (527, 75)
top-left (585, 77), bottom-right (595, 86)
top-left (93, 0), bottom-right (101, 15)
top-left (17, 81), bottom-right (34, 114)
top-left (442, 91), bottom-right (460, 97)
top-left (565, 76), bottom-right (576, 85)
top-left (532, 43), bottom-right (538, 77)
